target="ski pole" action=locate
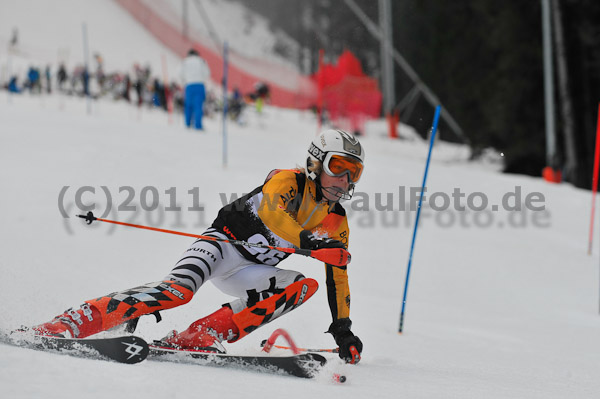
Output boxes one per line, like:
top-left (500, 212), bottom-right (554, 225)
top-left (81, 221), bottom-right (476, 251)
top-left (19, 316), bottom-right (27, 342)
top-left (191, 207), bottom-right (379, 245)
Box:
top-left (261, 329), bottom-right (346, 382)
top-left (399, 105), bottom-right (441, 334)
top-left (77, 211), bottom-right (351, 266)
top-left (260, 339), bottom-right (339, 353)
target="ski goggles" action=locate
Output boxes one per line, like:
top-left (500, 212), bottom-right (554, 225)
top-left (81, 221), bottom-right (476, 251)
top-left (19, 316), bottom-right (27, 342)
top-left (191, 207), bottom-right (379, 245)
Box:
top-left (323, 153), bottom-right (364, 183)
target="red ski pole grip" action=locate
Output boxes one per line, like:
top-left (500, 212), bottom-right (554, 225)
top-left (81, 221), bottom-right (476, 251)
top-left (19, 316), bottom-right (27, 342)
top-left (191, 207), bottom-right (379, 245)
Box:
top-left (313, 248), bottom-right (351, 266)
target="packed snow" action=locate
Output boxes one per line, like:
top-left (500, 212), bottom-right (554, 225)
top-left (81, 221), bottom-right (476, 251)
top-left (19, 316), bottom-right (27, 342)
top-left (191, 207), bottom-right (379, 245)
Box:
top-left (1, 1), bottom-right (600, 398)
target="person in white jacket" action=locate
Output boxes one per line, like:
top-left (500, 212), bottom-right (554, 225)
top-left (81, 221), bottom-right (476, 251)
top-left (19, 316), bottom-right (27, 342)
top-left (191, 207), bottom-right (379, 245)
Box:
top-left (181, 49), bottom-right (210, 130)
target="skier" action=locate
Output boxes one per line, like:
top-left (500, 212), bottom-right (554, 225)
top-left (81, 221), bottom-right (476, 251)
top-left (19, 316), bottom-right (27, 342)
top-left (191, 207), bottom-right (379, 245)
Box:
top-left (181, 48), bottom-right (210, 130)
top-left (31, 129), bottom-right (364, 364)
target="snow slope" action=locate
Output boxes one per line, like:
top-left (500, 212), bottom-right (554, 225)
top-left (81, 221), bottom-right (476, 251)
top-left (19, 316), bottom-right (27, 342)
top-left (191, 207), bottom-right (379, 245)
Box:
top-left (0, 0), bottom-right (301, 83)
top-left (0, 0), bottom-right (183, 80)
top-left (2, 92), bottom-right (600, 399)
top-left (2, 2), bottom-right (600, 398)
top-left (147, 0), bottom-right (301, 69)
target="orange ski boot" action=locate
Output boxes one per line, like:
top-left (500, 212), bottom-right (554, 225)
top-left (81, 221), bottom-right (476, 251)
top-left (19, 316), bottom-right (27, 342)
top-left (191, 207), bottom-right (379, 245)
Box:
top-left (160, 306), bottom-right (238, 353)
top-left (31, 303), bottom-right (102, 338)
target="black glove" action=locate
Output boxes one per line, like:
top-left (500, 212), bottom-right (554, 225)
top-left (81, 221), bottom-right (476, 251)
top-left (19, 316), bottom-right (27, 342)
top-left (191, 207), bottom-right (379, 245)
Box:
top-left (327, 318), bottom-right (363, 364)
top-left (299, 230), bottom-right (345, 250)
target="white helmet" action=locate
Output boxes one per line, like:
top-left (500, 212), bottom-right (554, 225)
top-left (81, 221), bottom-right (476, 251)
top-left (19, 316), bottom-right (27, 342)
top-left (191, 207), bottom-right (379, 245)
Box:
top-left (305, 129), bottom-right (364, 200)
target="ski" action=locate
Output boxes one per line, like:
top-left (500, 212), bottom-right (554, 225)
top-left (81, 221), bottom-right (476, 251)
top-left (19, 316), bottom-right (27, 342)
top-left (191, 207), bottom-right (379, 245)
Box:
top-left (1, 332), bottom-right (149, 364)
top-left (148, 344), bottom-right (327, 378)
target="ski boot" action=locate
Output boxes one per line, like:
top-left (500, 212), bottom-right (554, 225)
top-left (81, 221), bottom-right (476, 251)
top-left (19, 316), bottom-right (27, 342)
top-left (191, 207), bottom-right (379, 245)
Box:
top-left (32, 303), bottom-right (102, 338)
top-left (158, 306), bottom-right (236, 353)
top-left (31, 280), bottom-right (193, 338)
top-left (159, 278), bottom-right (319, 352)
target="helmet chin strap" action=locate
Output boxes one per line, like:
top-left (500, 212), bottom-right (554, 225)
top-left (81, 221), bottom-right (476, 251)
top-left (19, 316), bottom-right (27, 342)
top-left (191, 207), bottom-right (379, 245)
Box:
top-left (315, 178), bottom-right (355, 202)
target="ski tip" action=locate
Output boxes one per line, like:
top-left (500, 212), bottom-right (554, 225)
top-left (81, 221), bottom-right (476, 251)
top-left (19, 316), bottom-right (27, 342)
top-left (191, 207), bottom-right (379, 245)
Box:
top-left (2, 333), bottom-right (149, 365)
top-left (118, 336), bottom-right (149, 364)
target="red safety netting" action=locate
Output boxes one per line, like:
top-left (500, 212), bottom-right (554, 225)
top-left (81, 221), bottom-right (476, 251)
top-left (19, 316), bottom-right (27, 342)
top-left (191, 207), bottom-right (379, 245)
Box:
top-left (313, 50), bottom-right (382, 134)
top-left (114, 0), bottom-right (317, 109)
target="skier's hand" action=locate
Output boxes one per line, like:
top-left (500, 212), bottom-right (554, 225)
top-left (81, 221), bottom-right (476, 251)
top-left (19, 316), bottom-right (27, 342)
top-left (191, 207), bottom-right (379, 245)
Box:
top-left (299, 230), bottom-right (345, 250)
top-left (327, 318), bottom-right (363, 364)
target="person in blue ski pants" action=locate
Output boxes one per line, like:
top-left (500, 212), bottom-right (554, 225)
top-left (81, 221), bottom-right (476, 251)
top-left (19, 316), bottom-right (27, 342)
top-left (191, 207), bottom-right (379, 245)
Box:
top-left (184, 82), bottom-right (206, 130)
top-left (181, 48), bottom-right (210, 130)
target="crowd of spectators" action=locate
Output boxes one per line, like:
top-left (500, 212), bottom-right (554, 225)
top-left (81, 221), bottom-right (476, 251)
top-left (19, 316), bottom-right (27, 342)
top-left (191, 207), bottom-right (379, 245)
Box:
top-left (2, 52), bottom-right (272, 126)
top-left (4, 54), bottom-right (186, 112)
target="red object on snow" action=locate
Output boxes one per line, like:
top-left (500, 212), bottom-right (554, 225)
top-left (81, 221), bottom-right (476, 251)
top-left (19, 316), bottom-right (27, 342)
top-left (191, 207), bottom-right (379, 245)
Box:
top-left (387, 111), bottom-right (399, 139)
top-left (542, 166), bottom-right (562, 183)
top-left (114, 0), bottom-right (317, 109)
top-left (312, 50), bottom-right (382, 134)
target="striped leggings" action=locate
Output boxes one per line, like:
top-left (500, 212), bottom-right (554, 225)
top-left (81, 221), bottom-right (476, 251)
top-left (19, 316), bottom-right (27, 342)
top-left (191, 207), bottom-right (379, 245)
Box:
top-left (164, 228), bottom-right (304, 313)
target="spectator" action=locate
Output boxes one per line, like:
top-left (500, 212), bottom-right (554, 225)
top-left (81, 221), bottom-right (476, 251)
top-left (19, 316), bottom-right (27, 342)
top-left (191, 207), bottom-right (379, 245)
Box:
top-left (8, 76), bottom-right (21, 93)
top-left (181, 48), bottom-right (210, 130)
top-left (252, 81), bottom-right (270, 114)
top-left (229, 87), bottom-right (244, 122)
top-left (153, 78), bottom-right (168, 110)
top-left (57, 64), bottom-right (67, 92)
top-left (122, 74), bottom-right (131, 102)
top-left (171, 82), bottom-right (184, 112)
top-left (133, 63), bottom-right (150, 107)
top-left (26, 66), bottom-right (41, 93)
top-left (82, 67), bottom-right (90, 97)
top-left (45, 66), bottom-right (51, 93)
top-left (94, 53), bottom-right (105, 89)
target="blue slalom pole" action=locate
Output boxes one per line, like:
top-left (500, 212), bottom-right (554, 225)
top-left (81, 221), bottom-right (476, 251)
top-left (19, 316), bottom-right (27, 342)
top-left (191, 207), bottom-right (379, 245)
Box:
top-left (222, 41), bottom-right (229, 168)
top-left (399, 105), bottom-right (441, 333)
